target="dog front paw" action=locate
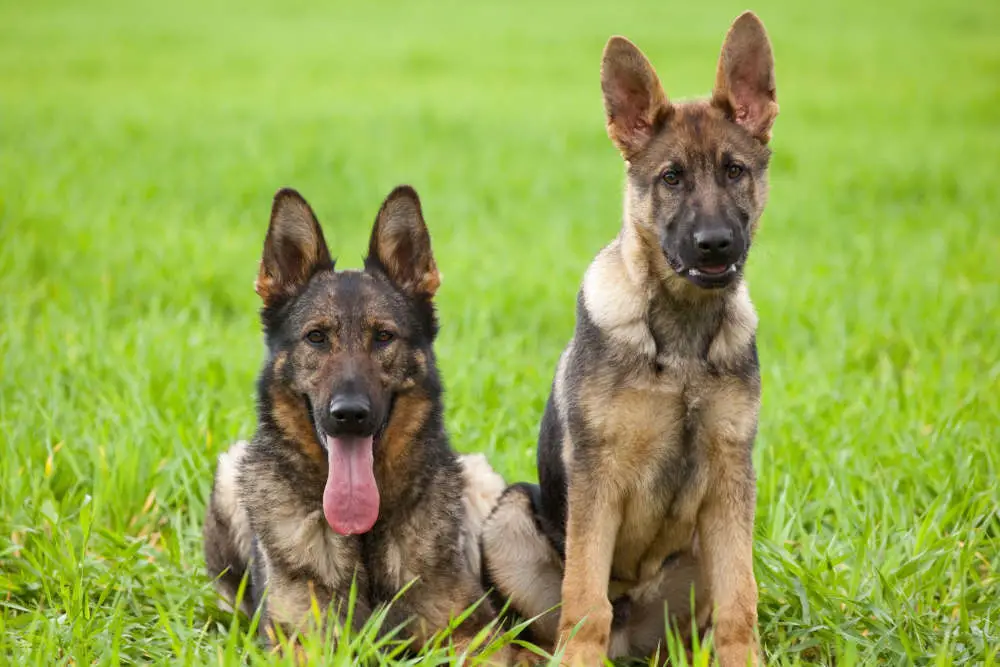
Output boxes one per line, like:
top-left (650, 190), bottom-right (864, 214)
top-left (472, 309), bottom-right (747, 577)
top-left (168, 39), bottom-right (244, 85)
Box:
top-left (715, 642), bottom-right (761, 667)
top-left (560, 641), bottom-right (607, 667)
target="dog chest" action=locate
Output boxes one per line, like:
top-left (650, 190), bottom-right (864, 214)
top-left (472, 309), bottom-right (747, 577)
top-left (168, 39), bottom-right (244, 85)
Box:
top-left (584, 363), bottom-right (755, 586)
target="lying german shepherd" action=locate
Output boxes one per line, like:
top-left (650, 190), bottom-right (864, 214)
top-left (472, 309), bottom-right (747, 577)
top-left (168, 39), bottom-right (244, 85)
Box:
top-left (203, 186), bottom-right (510, 656)
top-left (482, 12), bottom-right (778, 666)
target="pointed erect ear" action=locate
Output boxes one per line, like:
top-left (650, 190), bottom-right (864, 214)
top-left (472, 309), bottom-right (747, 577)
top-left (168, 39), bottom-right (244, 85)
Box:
top-left (365, 186), bottom-right (440, 298)
top-left (255, 188), bottom-right (333, 305)
top-left (601, 36), bottom-right (671, 158)
top-left (712, 11), bottom-right (779, 143)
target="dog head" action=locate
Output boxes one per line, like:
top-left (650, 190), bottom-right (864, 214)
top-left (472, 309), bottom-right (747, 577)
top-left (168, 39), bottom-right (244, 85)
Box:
top-left (601, 12), bottom-right (778, 292)
top-left (255, 186), bottom-right (441, 535)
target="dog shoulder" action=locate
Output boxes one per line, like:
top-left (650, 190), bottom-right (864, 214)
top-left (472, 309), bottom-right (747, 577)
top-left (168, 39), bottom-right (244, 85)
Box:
top-left (208, 440), bottom-right (254, 560)
top-left (708, 282), bottom-right (759, 372)
top-left (581, 240), bottom-right (656, 358)
top-left (204, 440), bottom-right (256, 614)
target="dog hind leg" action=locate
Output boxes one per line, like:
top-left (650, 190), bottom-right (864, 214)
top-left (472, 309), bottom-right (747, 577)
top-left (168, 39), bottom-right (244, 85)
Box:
top-left (481, 483), bottom-right (564, 649)
top-left (203, 440), bottom-right (255, 616)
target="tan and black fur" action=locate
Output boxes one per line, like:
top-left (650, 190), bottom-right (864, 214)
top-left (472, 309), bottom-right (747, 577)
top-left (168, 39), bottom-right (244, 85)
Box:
top-left (203, 186), bottom-right (510, 656)
top-left (482, 12), bottom-right (778, 666)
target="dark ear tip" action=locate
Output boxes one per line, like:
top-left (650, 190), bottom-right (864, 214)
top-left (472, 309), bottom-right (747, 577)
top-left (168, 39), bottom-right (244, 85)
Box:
top-left (380, 185), bottom-right (424, 220)
top-left (385, 184), bottom-right (420, 205)
top-left (603, 35), bottom-right (640, 61)
top-left (731, 10), bottom-right (768, 34)
top-left (271, 187), bottom-right (309, 214)
top-left (273, 187), bottom-right (304, 203)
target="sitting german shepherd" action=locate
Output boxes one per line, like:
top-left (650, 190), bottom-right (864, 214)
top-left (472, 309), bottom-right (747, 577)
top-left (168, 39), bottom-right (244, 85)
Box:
top-left (203, 186), bottom-right (509, 655)
top-left (482, 12), bottom-right (778, 666)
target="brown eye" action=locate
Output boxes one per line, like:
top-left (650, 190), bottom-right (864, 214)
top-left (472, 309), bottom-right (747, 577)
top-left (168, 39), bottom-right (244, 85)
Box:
top-left (726, 163), bottom-right (745, 181)
top-left (374, 330), bottom-right (395, 345)
top-left (305, 330), bottom-right (327, 346)
top-left (662, 169), bottom-right (682, 186)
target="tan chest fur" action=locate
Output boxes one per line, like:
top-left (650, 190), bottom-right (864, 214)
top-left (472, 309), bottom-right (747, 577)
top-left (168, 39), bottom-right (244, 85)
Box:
top-left (577, 241), bottom-right (760, 595)
top-left (581, 364), bottom-right (752, 589)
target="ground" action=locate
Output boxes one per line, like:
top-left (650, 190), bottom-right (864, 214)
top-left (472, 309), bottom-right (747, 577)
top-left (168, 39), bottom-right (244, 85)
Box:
top-left (1, 0), bottom-right (998, 664)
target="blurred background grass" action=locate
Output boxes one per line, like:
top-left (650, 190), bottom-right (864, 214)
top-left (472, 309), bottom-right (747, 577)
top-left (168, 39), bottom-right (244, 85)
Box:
top-left (1, 0), bottom-right (998, 663)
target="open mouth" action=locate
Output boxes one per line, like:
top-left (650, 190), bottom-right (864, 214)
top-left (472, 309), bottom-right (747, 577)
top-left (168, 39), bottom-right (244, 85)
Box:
top-left (680, 262), bottom-right (742, 289)
top-left (689, 264), bottom-right (733, 277)
top-left (305, 395), bottom-right (396, 536)
top-left (686, 263), bottom-right (739, 281)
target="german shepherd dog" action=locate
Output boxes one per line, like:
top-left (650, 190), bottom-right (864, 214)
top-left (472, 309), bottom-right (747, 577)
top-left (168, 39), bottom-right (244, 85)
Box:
top-left (203, 186), bottom-right (511, 656)
top-left (482, 12), bottom-right (778, 666)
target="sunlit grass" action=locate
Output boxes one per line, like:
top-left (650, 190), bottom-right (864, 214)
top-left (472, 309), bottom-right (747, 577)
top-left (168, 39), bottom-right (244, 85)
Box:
top-left (1, 0), bottom-right (998, 663)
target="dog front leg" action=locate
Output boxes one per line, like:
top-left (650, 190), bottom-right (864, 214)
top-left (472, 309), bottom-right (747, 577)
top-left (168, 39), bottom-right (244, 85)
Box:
top-left (557, 481), bottom-right (622, 666)
top-left (262, 575), bottom-right (372, 652)
top-left (697, 458), bottom-right (760, 667)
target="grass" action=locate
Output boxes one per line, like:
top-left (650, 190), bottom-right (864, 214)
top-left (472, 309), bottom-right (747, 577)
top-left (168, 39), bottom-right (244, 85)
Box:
top-left (1, 0), bottom-right (998, 663)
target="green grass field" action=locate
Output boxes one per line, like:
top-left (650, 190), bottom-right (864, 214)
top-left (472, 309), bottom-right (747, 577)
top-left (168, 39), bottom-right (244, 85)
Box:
top-left (2, 0), bottom-right (998, 663)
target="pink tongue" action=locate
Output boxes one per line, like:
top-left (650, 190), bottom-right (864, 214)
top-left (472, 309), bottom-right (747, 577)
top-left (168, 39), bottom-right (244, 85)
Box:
top-left (701, 265), bottom-right (728, 274)
top-left (322, 435), bottom-right (380, 535)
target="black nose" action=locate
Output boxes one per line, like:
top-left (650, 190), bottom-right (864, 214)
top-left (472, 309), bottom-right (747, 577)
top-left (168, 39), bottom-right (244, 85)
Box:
top-left (694, 228), bottom-right (733, 255)
top-left (329, 396), bottom-right (372, 434)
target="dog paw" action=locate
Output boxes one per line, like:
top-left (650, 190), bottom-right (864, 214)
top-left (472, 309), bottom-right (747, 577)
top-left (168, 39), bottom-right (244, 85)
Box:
top-left (459, 453), bottom-right (506, 521)
top-left (716, 643), bottom-right (761, 667)
top-left (560, 642), bottom-right (607, 667)
top-left (485, 644), bottom-right (542, 666)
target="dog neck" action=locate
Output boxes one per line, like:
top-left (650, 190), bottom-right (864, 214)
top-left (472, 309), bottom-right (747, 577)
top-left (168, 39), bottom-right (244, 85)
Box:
top-left (581, 217), bottom-right (757, 368)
